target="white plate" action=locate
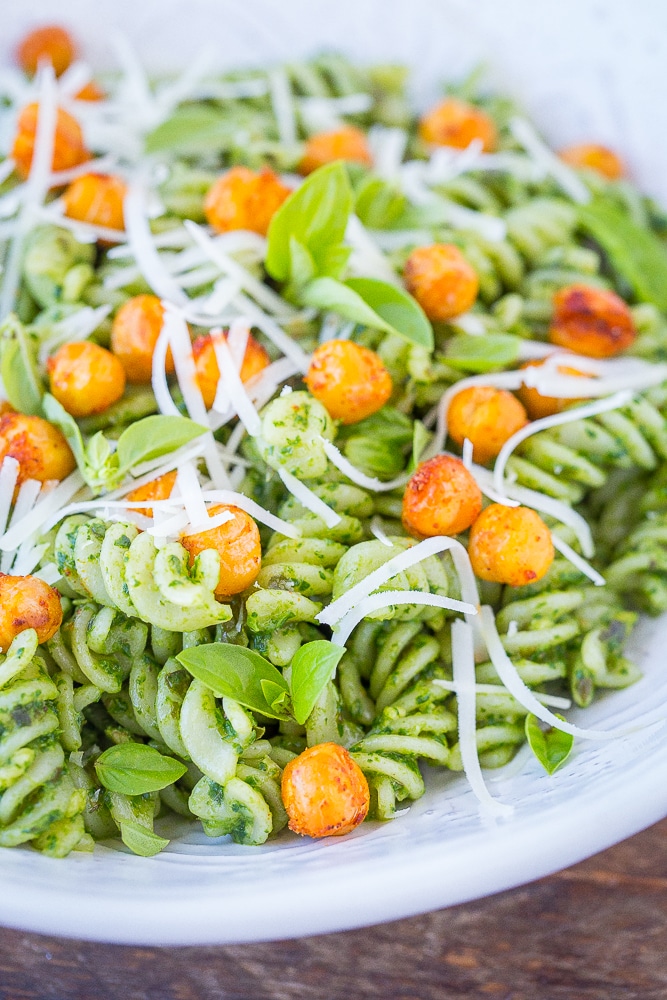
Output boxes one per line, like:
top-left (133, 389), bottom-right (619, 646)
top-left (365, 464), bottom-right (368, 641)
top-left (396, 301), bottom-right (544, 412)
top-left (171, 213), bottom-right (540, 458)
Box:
top-left (1, 0), bottom-right (667, 946)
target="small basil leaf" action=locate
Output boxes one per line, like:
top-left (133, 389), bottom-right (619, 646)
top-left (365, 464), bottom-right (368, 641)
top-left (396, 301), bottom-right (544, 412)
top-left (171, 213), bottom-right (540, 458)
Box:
top-left (444, 332), bottom-right (522, 373)
top-left (120, 820), bottom-right (170, 858)
top-left (578, 198), bottom-right (667, 311)
top-left (266, 162), bottom-right (353, 283)
top-left (0, 317), bottom-right (44, 416)
top-left (95, 743), bottom-right (187, 795)
top-left (345, 278), bottom-right (433, 349)
top-left (176, 644), bottom-right (291, 721)
top-left (410, 420), bottom-right (431, 471)
top-left (146, 105), bottom-right (230, 155)
top-left (340, 407), bottom-right (413, 479)
top-left (287, 236), bottom-right (317, 293)
top-left (260, 679), bottom-right (291, 715)
top-left (115, 415), bottom-right (208, 473)
top-left (355, 176), bottom-right (408, 229)
top-left (290, 640), bottom-right (346, 725)
top-left (525, 713), bottom-right (574, 775)
top-left (302, 277), bottom-right (390, 331)
top-left (42, 392), bottom-right (86, 469)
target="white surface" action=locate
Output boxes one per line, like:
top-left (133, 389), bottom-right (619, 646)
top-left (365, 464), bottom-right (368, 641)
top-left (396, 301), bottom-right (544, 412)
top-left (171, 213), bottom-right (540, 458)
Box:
top-left (1, 0), bottom-right (667, 946)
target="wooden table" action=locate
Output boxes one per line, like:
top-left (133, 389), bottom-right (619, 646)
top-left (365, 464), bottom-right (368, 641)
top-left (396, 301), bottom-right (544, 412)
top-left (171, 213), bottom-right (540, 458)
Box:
top-left (1, 819), bottom-right (666, 1000)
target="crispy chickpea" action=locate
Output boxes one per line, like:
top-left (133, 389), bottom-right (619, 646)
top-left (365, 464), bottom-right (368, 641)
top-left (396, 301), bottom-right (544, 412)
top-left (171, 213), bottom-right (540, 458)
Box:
top-left (62, 173), bottom-right (127, 232)
top-left (47, 341), bottom-right (126, 418)
top-left (402, 454), bottom-right (483, 538)
top-left (110, 294), bottom-right (174, 384)
top-left (448, 386), bottom-right (528, 465)
top-left (192, 331), bottom-right (270, 409)
top-left (0, 412), bottom-right (75, 485)
top-left (126, 470), bottom-right (178, 518)
top-left (419, 97), bottom-right (497, 152)
top-left (11, 103), bottom-right (89, 179)
top-left (305, 339), bottom-right (393, 425)
top-left (517, 359), bottom-right (588, 420)
top-left (0, 574), bottom-right (63, 652)
top-left (468, 504), bottom-right (554, 587)
top-left (404, 244), bottom-right (479, 322)
top-left (204, 166), bottom-right (291, 237)
top-left (298, 126), bottom-right (373, 175)
top-left (75, 80), bottom-right (105, 102)
top-left (281, 743), bottom-right (370, 838)
top-left (549, 284), bottom-right (636, 358)
top-left (16, 25), bottom-right (76, 77)
top-left (180, 504), bottom-right (261, 599)
top-left (559, 143), bottom-right (625, 181)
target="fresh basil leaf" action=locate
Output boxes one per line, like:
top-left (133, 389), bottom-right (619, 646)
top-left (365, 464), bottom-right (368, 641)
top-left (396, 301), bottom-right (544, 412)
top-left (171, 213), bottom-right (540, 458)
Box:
top-left (345, 278), bottom-right (433, 349)
top-left (0, 316), bottom-right (44, 416)
top-left (95, 743), bottom-right (187, 795)
top-left (290, 640), bottom-right (346, 725)
top-left (355, 176), bottom-right (408, 229)
top-left (145, 105), bottom-right (231, 155)
top-left (411, 420), bottom-right (431, 471)
top-left (42, 392), bottom-right (86, 469)
top-left (287, 236), bottom-right (317, 292)
top-left (120, 820), bottom-right (170, 858)
top-left (176, 644), bottom-right (291, 721)
top-left (525, 713), bottom-right (574, 775)
top-left (444, 332), bottom-right (522, 372)
top-left (115, 415), bottom-right (208, 473)
top-left (340, 407), bottom-right (413, 479)
top-left (260, 678), bottom-right (291, 715)
top-left (578, 199), bottom-right (667, 311)
top-left (302, 277), bottom-right (390, 331)
top-left (266, 162), bottom-right (353, 283)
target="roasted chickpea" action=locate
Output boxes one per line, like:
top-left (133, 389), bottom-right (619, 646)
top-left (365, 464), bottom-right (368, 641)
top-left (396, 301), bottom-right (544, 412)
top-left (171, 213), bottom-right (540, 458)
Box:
top-left (469, 504), bottom-right (554, 586)
top-left (11, 103), bottom-right (89, 179)
top-left (281, 743), bottom-right (370, 838)
top-left (559, 143), bottom-right (625, 181)
top-left (180, 504), bottom-right (261, 598)
top-left (192, 331), bottom-right (270, 409)
top-left (0, 412), bottom-right (75, 485)
top-left (305, 339), bottom-right (393, 425)
top-left (517, 359), bottom-right (588, 420)
top-left (549, 284), bottom-right (636, 358)
top-left (419, 97), bottom-right (497, 152)
top-left (448, 386), bottom-right (528, 465)
top-left (47, 341), bottom-right (126, 418)
top-left (62, 173), bottom-right (127, 232)
top-left (204, 166), bottom-right (291, 237)
top-left (110, 294), bottom-right (174, 384)
top-left (0, 574), bottom-right (63, 652)
top-left (404, 244), bottom-right (479, 322)
top-left (75, 80), bottom-right (105, 102)
top-left (126, 470), bottom-right (178, 518)
top-left (402, 454), bottom-right (483, 538)
top-left (16, 25), bottom-right (76, 77)
top-left (298, 126), bottom-right (373, 175)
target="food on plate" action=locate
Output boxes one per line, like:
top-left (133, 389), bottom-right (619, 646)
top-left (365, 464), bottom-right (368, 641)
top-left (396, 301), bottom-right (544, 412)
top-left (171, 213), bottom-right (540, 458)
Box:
top-left (0, 27), bottom-right (665, 858)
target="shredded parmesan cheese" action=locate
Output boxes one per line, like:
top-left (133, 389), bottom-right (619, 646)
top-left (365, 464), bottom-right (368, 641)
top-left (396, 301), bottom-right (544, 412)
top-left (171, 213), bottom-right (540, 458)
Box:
top-left (277, 469), bottom-right (341, 529)
top-left (332, 590), bottom-right (477, 646)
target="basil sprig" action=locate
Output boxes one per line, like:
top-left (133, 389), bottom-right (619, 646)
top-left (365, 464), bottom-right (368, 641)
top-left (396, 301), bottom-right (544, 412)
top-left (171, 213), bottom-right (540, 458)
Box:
top-left (95, 743), bottom-right (187, 796)
top-left (445, 332), bottom-right (522, 373)
top-left (525, 713), bottom-right (574, 775)
top-left (43, 393), bottom-right (207, 494)
top-left (265, 163), bottom-right (433, 349)
top-left (176, 639), bottom-right (346, 725)
top-left (120, 820), bottom-right (170, 858)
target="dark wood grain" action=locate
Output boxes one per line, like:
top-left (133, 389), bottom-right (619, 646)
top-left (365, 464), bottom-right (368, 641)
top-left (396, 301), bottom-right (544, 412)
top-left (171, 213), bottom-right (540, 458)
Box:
top-left (1, 820), bottom-right (666, 1000)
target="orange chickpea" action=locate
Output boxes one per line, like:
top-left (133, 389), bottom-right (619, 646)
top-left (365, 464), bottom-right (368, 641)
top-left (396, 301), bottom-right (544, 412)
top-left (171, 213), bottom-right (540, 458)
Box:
top-left (11, 103), bottom-right (89, 179)
top-left (419, 97), bottom-right (497, 152)
top-left (404, 244), bottom-right (479, 323)
top-left (0, 574), bottom-right (63, 652)
top-left (47, 341), bottom-right (126, 418)
top-left (16, 25), bottom-right (76, 78)
top-left (192, 331), bottom-right (270, 410)
top-left (549, 284), bottom-right (636, 358)
top-left (448, 386), bottom-right (528, 466)
top-left (180, 504), bottom-right (261, 599)
top-left (305, 340), bottom-right (393, 425)
top-left (402, 454), bottom-right (483, 539)
top-left (110, 295), bottom-right (174, 385)
top-left (559, 143), bottom-right (625, 181)
top-left (204, 167), bottom-right (291, 237)
top-left (298, 126), bottom-right (373, 176)
top-left (75, 80), bottom-right (105, 102)
top-left (126, 470), bottom-right (178, 518)
top-left (62, 173), bottom-right (127, 232)
top-left (0, 412), bottom-right (75, 485)
top-left (468, 504), bottom-right (554, 587)
top-left (281, 743), bottom-right (370, 838)
top-left (517, 359), bottom-right (589, 420)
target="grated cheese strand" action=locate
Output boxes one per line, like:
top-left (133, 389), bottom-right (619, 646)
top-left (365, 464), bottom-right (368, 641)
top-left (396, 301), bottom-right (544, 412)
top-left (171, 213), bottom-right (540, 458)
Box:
top-left (320, 438), bottom-right (410, 493)
top-left (277, 469), bottom-right (341, 529)
top-left (552, 535), bottom-right (606, 586)
top-left (210, 324), bottom-right (262, 436)
top-left (332, 590), bottom-right (477, 646)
